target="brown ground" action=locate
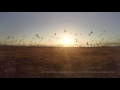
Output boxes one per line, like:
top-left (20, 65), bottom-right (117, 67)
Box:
top-left (0, 46), bottom-right (120, 78)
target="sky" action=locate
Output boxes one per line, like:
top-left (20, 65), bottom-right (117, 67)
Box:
top-left (0, 12), bottom-right (120, 47)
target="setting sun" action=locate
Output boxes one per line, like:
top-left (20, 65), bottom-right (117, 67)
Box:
top-left (62, 37), bottom-right (72, 46)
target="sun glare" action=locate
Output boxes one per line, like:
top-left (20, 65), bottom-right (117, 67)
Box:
top-left (62, 36), bottom-right (72, 46)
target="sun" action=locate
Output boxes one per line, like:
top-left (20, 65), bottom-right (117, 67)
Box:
top-left (62, 36), bottom-right (72, 46)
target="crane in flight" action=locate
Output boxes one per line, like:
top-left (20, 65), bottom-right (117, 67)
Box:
top-left (64, 29), bottom-right (66, 32)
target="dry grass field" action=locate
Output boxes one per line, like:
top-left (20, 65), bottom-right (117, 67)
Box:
top-left (0, 46), bottom-right (120, 78)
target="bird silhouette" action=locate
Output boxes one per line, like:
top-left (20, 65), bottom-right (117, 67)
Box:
top-left (91, 31), bottom-right (93, 34)
top-left (64, 29), bottom-right (66, 32)
top-left (11, 36), bottom-right (15, 38)
top-left (36, 34), bottom-right (40, 38)
top-left (7, 36), bottom-right (10, 39)
top-left (103, 30), bottom-right (106, 32)
top-left (87, 42), bottom-right (88, 45)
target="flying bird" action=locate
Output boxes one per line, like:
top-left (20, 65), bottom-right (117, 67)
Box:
top-left (64, 29), bottom-right (66, 32)
top-left (91, 31), bottom-right (93, 34)
top-left (87, 42), bottom-right (88, 45)
top-left (7, 36), bottom-right (10, 39)
top-left (91, 44), bottom-right (92, 47)
top-left (103, 30), bottom-right (106, 32)
top-left (11, 36), bottom-right (15, 38)
top-left (36, 34), bottom-right (40, 38)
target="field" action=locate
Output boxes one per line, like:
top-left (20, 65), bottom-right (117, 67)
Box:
top-left (0, 46), bottom-right (120, 78)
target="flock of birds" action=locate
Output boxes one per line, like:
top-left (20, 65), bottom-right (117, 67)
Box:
top-left (0, 29), bottom-right (120, 47)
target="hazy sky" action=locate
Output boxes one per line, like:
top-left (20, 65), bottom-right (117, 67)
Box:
top-left (0, 12), bottom-right (120, 46)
